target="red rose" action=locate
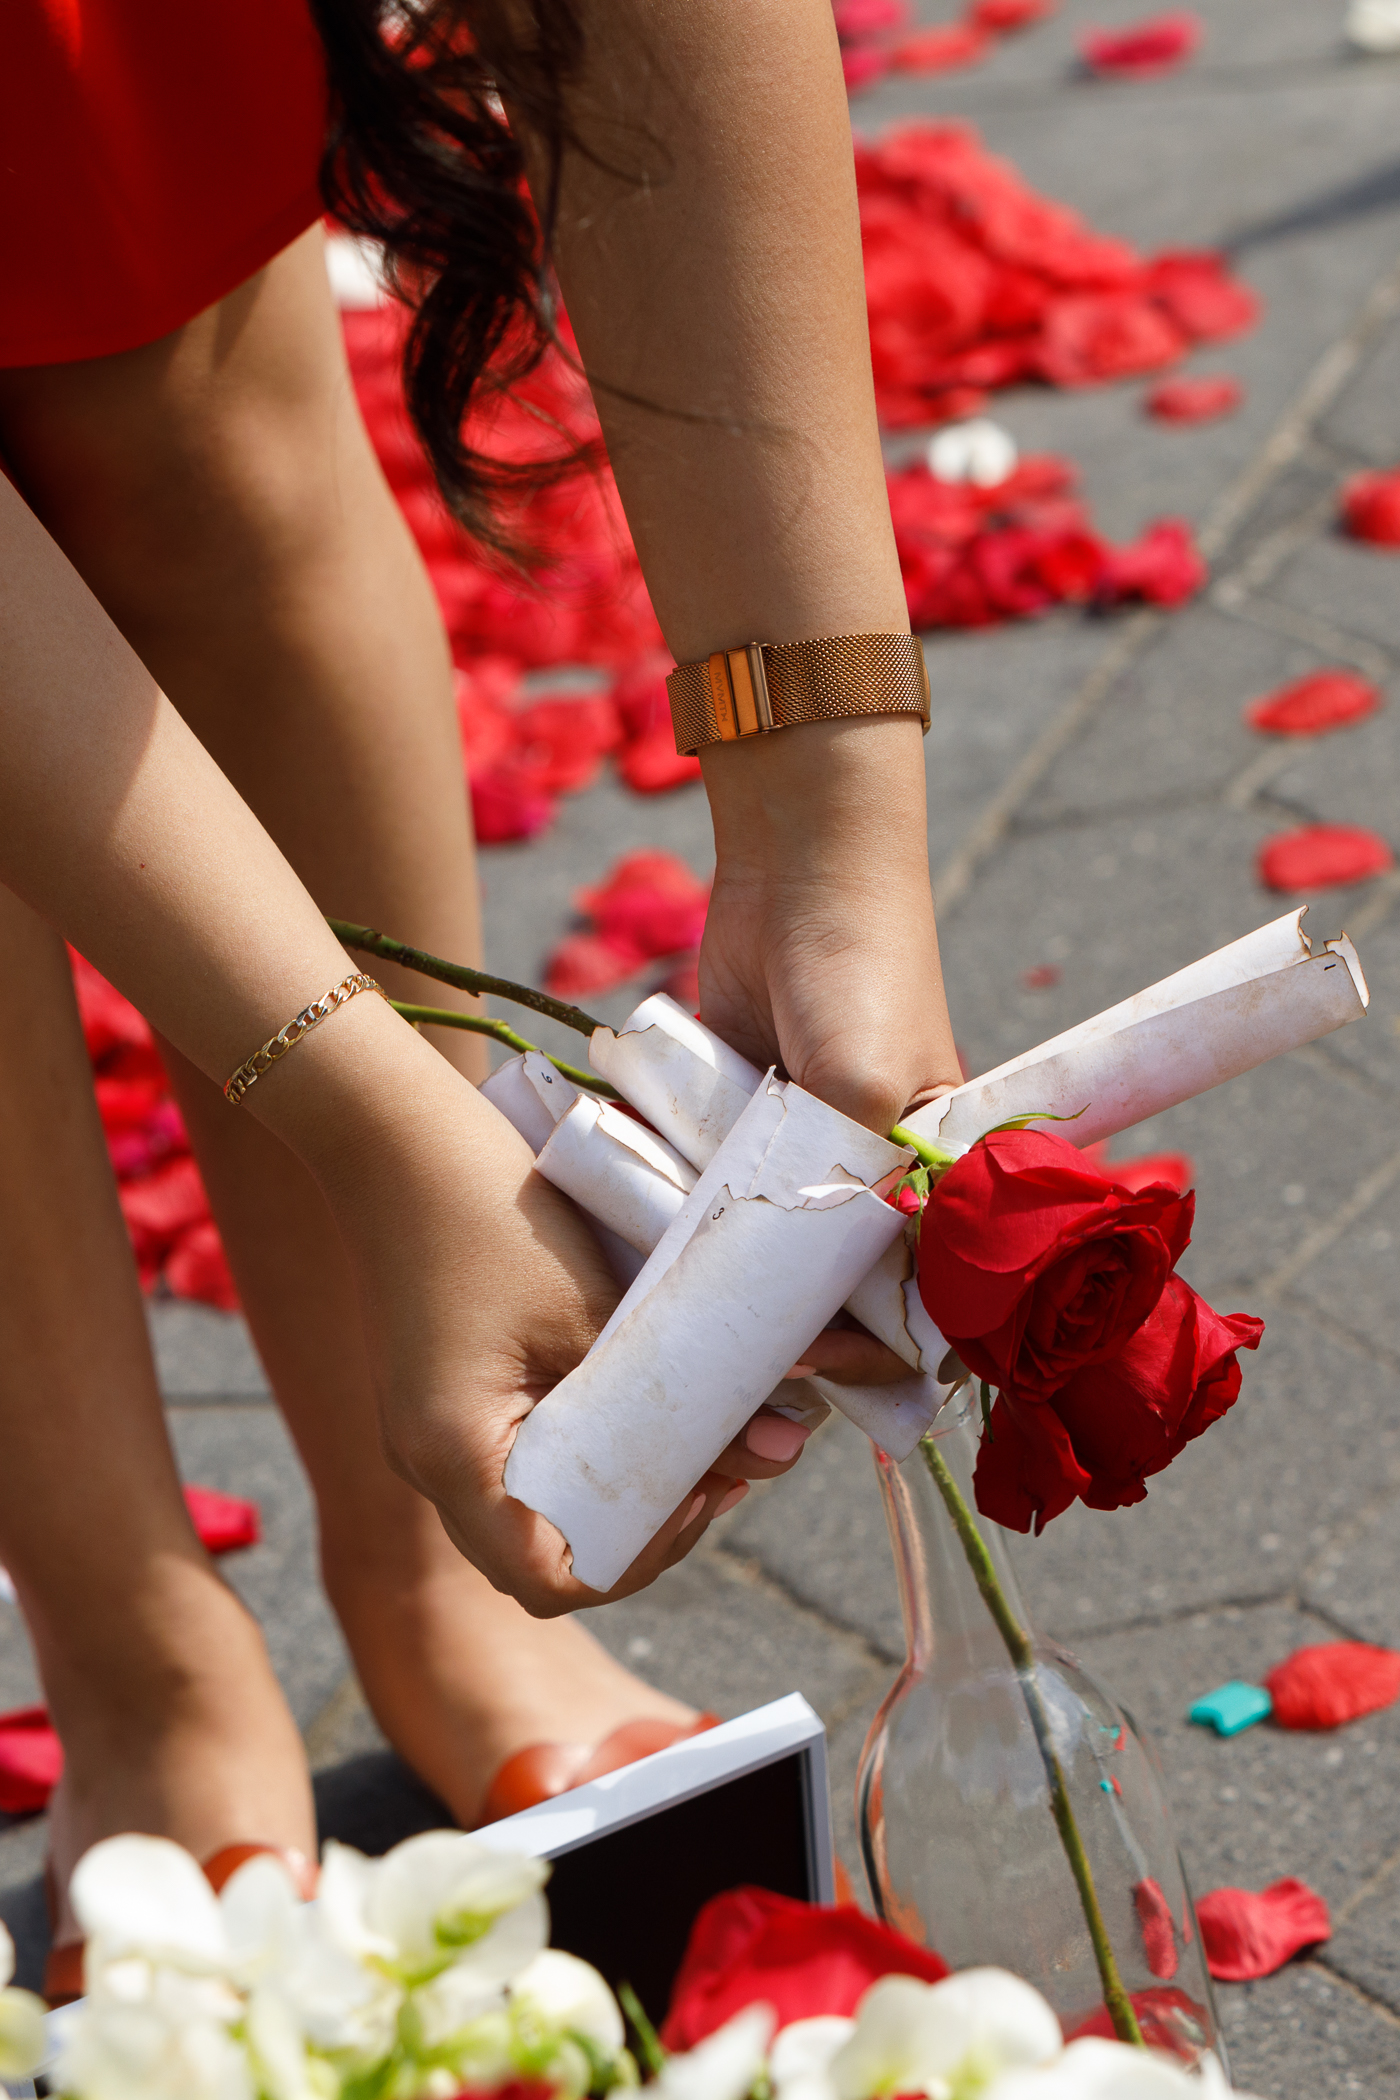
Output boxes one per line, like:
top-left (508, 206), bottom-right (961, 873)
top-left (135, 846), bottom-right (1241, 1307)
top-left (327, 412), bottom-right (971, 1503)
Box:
top-left (661, 1887), bottom-right (948, 2049)
top-left (973, 1273), bottom-right (1263, 1532)
top-left (918, 1130), bottom-right (1193, 1402)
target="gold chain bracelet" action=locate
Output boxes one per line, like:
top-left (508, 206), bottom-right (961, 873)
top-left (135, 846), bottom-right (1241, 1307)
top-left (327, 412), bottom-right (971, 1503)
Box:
top-left (223, 972), bottom-right (388, 1105)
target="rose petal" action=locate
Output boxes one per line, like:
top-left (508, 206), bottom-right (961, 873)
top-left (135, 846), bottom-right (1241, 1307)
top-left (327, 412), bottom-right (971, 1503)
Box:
top-left (1264, 1642), bottom-right (1400, 1730)
top-left (183, 1485), bottom-right (262, 1556)
top-left (1134, 1877), bottom-right (1179, 1980)
top-left (1147, 376), bottom-right (1243, 422)
top-left (1342, 467), bottom-right (1400, 546)
top-left (1196, 1880), bottom-right (1330, 1981)
top-left (1244, 670), bottom-right (1382, 738)
top-left (0, 1708), bottom-right (63, 1816)
top-left (1256, 823), bottom-right (1395, 892)
top-left (661, 1889), bottom-right (947, 2049)
top-left (970, 0), bottom-right (1056, 29)
top-left (1080, 10), bottom-right (1203, 74)
top-left (891, 23), bottom-right (991, 70)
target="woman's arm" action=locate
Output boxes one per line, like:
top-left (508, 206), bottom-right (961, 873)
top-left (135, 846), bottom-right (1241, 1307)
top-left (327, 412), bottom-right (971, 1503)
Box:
top-left (0, 477), bottom-right (797, 1610)
top-left (516, 0), bottom-right (960, 1129)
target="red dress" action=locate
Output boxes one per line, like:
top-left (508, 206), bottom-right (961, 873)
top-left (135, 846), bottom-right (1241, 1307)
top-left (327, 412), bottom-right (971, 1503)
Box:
top-left (1, 0), bottom-right (327, 368)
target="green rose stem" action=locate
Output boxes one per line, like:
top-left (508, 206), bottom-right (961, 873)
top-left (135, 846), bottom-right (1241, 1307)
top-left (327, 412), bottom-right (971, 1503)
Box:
top-left (328, 919), bottom-right (606, 1039)
top-left (918, 1434), bottom-right (1146, 2050)
top-left (386, 1003), bottom-right (617, 1096)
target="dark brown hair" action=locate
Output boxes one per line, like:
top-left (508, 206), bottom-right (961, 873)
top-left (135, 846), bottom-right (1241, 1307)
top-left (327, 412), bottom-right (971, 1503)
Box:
top-left (307, 0), bottom-right (586, 550)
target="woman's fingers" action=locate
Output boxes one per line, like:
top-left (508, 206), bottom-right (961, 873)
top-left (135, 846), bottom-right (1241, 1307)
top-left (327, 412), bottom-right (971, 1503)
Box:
top-left (788, 1322), bottom-right (913, 1388)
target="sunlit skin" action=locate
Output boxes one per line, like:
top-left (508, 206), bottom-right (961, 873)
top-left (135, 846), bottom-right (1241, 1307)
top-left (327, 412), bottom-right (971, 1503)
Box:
top-left (0, 0), bottom-right (957, 1931)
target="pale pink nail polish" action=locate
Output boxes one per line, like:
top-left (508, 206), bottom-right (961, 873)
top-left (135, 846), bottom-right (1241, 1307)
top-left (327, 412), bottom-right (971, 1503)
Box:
top-left (682, 1490), bottom-right (707, 1527)
top-left (715, 1481), bottom-right (749, 1517)
top-left (784, 1363), bottom-right (818, 1379)
top-left (745, 1415), bottom-right (814, 1463)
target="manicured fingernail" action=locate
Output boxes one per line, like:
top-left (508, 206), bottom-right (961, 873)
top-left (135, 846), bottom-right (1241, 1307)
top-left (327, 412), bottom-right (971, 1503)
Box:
top-left (715, 1482), bottom-right (749, 1517)
top-left (784, 1362), bottom-right (818, 1379)
top-left (683, 1491), bottom-right (706, 1527)
top-left (745, 1415), bottom-right (814, 1462)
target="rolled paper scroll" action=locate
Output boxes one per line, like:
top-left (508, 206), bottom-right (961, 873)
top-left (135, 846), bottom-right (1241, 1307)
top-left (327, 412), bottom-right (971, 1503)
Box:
top-left (588, 996), bottom-right (763, 1167)
top-left (484, 1055), bottom-right (908, 1452)
top-left (481, 1052), bottom-right (646, 1287)
top-left (504, 1074), bottom-right (911, 1590)
top-left (587, 995), bottom-right (943, 1388)
top-left (535, 1094), bottom-right (697, 1255)
top-left (479, 1051), bottom-right (577, 1152)
top-left (904, 909), bottom-right (1369, 1153)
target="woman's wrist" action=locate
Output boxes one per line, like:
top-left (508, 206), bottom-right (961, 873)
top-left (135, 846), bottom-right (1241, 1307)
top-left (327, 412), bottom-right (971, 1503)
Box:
top-left (702, 714), bottom-right (931, 885)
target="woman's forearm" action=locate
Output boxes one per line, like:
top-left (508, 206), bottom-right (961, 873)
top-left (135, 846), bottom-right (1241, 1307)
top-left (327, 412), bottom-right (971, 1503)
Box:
top-left (540, 0), bottom-right (905, 658)
top-left (0, 473), bottom-right (410, 1151)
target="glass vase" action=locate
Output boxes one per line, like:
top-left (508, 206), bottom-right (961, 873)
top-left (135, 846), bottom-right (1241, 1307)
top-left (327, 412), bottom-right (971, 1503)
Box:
top-left (856, 1408), bottom-right (1223, 2067)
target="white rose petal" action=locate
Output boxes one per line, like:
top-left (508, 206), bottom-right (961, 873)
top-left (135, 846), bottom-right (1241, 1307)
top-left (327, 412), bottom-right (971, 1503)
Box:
top-left (654, 2003), bottom-right (778, 2100)
top-left (927, 419), bottom-right (1018, 489)
top-left (513, 1948), bottom-right (626, 2049)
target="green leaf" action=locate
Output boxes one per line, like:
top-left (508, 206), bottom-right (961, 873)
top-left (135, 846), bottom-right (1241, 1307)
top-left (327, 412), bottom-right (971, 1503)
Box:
top-left (618, 1983), bottom-right (666, 2081)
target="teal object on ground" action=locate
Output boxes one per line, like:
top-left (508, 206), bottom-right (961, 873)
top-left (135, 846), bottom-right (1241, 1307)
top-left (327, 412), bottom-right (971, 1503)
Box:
top-left (1189, 1681), bottom-right (1273, 1736)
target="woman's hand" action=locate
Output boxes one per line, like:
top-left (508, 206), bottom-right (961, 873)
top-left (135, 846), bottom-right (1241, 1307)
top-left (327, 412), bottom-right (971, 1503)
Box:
top-left (700, 715), bottom-right (961, 1134)
top-left (285, 1003), bottom-right (816, 1615)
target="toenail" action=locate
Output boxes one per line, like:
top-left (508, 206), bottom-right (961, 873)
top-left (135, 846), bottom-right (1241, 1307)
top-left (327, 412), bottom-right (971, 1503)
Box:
top-left (745, 1415), bottom-right (813, 1462)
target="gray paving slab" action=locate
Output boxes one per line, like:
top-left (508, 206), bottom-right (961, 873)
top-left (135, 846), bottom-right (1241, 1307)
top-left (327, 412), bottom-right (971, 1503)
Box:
top-left (1295, 1172), bottom-right (1400, 1373)
top-left (146, 1298), bottom-right (270, 1402)
top-left (921, 618), bottom-right (1109, 874)
top-left (1327, 1853), bottom-right (1400, 2021)
top-left (1273, 537), bottom-right (1400, 658)
top-left (1322, 306), bottom-right (1400, 468)
top-left (1218, 1962), bottom-right (1400, 2100)
top-left (1302, 1442), bottom-right (1400, 1650)
top-left (1031, 605), bottom-right (1337, 827)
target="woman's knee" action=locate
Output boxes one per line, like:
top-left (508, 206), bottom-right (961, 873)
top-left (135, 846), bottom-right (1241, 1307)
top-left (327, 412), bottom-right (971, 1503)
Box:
top-left (0, 226), bottom-right (387, 620)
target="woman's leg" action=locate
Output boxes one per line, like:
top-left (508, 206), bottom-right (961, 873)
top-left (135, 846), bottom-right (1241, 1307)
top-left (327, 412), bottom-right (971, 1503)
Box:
top-left (0, 887), bottom-right (313, 1935)
top-left (0, 224), bottom-right (689, 1829)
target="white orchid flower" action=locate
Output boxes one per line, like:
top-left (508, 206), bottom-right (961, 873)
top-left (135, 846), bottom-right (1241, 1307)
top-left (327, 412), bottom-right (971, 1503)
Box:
top-left (513, 1948), bottom-right (626, 2052)
top-left (770, 2014), bottom-right (857, 2100)
top-left (71, 1838), bottom-right (234, 1976)
top-left (652, 2004), bottom-right (777, 2100)
top-left (317, 1833), bottom-right (548, 1987)
top-left (54, 1987), bottom-right (253, 2100)
top-left (830, 1970), bottom-right (1061, 2100)
top-left (0, 1921), bottom-right (44, 2081)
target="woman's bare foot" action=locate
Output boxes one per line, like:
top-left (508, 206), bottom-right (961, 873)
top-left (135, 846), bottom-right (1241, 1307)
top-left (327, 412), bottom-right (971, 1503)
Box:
top-left (322, 1509), bottom-right (696, 1829)
top-left (35, 1555), bottom-right (315, 1946)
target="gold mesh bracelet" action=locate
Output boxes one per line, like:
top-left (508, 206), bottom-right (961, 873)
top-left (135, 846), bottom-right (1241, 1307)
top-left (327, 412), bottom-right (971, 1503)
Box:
top-left (223, 972), bottom-right (388, 1105)
top-left (666, 632), bottom-right (931, 757)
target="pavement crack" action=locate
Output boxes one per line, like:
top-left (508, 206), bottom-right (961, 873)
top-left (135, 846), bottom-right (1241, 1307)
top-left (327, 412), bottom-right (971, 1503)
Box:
top-left (1214, 590), bottom-right (1395, 683)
